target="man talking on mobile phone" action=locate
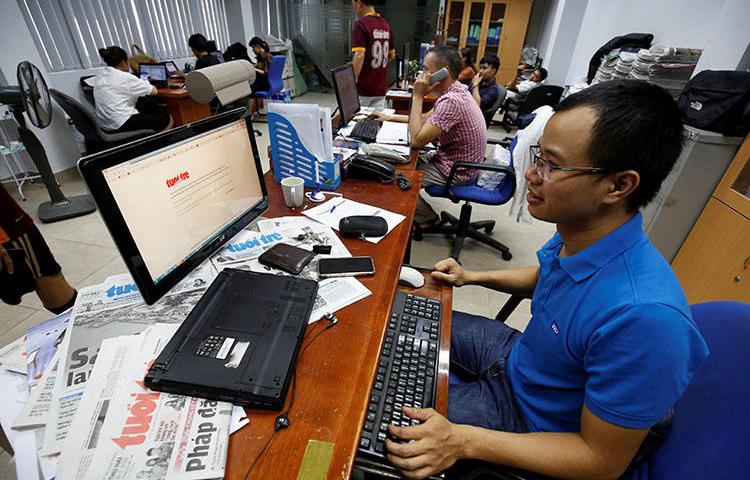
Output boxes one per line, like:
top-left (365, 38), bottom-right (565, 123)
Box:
top-left (372, 46), bottom-right (486, 231)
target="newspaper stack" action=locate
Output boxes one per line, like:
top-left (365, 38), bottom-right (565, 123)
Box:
top-left (0, 218), bottom-right (372, 479)
top-left (43, 263), bottom-right (217, 457)
top-left (57, 325), bottom-right (231, 480)
top-left (627, 45), bottom-right (703, 98)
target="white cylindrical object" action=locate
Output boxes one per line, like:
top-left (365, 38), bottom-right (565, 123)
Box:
top-left (185, 60), bottom-right (256, 105)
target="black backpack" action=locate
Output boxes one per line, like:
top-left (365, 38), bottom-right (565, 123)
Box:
top-left (677, 70), bottom-right (750, 137)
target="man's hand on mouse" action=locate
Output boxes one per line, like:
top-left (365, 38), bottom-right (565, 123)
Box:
top-left (431, 257), bottom-right (467, 287)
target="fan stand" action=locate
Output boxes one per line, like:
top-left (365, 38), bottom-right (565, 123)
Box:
top-left (10, 105), bottom-right (96, 223)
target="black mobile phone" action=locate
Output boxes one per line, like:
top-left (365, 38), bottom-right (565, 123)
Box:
top-left (318, 257), bottom-right (375, 278)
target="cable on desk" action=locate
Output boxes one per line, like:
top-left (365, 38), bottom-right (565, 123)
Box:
top-left (242, 313), bottom-right (338, 480)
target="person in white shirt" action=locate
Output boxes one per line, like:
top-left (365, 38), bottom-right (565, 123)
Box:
top-left (505, 64), bottom-right (548, 101)
top-left (93, 46), bottom-right (173, 133)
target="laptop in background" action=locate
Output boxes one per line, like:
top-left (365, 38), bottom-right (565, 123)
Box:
top-left (139, 63), bottom-right (168, 87)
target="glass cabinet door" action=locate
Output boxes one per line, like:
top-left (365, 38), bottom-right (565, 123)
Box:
top-left (445, 1), bottom-right (465, 48)
top-left (463, 2), bottom-right (487, 63)
top-left (487, 2), bottom-right (507, 55)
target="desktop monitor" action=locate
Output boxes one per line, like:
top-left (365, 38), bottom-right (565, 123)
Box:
top-left (78, 109), bottom-right (268, 304)
top-left (331, 63), bottom-right (360, 127)
top-left (139, 63), bottom-right (167, 83)
top-left (162, 60), bottom-right (180, 75)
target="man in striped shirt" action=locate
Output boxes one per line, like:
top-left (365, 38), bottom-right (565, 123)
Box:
top-left (375, 46), bottom-right (487, 227)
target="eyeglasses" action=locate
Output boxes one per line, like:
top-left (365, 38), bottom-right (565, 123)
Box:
top-left (529, 145), bottom-right (610, 182)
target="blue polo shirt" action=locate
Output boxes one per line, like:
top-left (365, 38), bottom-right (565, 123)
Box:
top-left (507, 213), bottom-right (709, 432)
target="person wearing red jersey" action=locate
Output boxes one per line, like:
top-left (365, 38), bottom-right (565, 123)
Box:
top-left (351, 0), bottom-right (395, 109)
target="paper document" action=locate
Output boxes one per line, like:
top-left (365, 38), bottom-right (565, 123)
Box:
top-left (386, 89), bottom-right (411, 98)
top-left (376, 121), bottom-right (409, 145)
top-left (302, 198), bottom-right (405, 244)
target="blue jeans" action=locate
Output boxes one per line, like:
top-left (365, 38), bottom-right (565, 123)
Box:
top-left (448, 311), bottom-right (528, 433)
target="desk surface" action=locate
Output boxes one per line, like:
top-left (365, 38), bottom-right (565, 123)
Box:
top-left (225, 168), bottom-right (452, 479)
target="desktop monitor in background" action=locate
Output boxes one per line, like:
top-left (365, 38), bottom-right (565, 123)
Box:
top-left (162, 60), bottom-right (180, 75)
top-left (78, 109), bottom-right (268, 304)
top-left (331, 63), bottom-right (360, 127)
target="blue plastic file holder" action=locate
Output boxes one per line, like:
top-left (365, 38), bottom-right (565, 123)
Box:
top-left (268, 112), bottom-right (341, 190)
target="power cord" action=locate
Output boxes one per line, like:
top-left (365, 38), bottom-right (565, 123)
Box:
top-left (242, 313), bottom-right (338, 479)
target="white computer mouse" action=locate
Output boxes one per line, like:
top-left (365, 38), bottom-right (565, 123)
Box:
top-left (398, 266), bottom-right (425, 288)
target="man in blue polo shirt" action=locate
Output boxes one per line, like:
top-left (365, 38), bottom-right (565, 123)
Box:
top-left (384, 80), bottom-right (709, 479)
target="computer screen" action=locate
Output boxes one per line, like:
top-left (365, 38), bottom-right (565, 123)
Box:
top-left (80, 111), bottom-right (268, 303)
top-left (101, 119), bottom-right (264, 285)
top-left (163, 61), bottom-right (179, 74)
top-left (140, 64), bottom-right (167, 81)
top-left (331, 64), bottom-right (360, 127)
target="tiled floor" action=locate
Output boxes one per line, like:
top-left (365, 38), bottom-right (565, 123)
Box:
top-left (0, 91), bottom-right (555, 479)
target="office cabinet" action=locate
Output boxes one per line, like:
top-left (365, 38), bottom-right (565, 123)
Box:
top-left (672, 134), bottom-right (750, 303)
top-left (643, 126), bottom-right (743, 262)
top-left (442, 0), bottom-right (533, 84)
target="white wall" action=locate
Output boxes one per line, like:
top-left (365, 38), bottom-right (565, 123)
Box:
top-left (1, 0), bottom-right (251, 181)
top-left (0, 2), bottom-right (83, 179)
top-left (534, 0), bottom-right (750, 86)
top-left (537, 0), bottom-right (587, 86)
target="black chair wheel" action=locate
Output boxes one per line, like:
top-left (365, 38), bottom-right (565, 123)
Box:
top-left (501, 251), bottom-right (512, 261)
top-left (484, 225), bottom-right (494, 233)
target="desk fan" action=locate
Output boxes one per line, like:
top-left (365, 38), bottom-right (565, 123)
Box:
top-left (0, 61), bottom-right (95, 222)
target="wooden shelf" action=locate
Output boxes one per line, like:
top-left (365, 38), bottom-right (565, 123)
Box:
top-left (442, 0), bottom-right (532, 84)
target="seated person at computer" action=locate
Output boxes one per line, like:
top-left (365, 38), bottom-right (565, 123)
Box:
top-left (223, 42), bottom-right (252, 63)
top-left (383, 80), bottom-right (709, 480)
top-left (470, 54), bottom-right (501, 123)
top-left (373, 46), bottom-right (486, 229)
top-left (458, 47), bottom-right (476, 87)
top-left (188, 34), bottom-right (224, 70)
top-left (93, 46), bottom-right (173, 133)
top-left (505, 63), bottom-right (547, 100)
top-left (248, 37), bottom-right (274, 115)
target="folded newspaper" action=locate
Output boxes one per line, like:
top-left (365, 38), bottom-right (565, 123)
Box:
top-left (58, 325), bottom-right (231, 480)
top-left (44, 262), bottom-right (217, 456)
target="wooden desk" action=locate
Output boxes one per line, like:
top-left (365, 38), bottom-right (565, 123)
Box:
top-left (155, 88), bottom-right (212, 126)
top-left (225, 169), bottom-right (453, 479)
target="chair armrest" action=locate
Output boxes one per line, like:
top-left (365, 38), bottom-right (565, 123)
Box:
top-left (487, 138), bottom-right (513, 148)
top-left (444, 162), bottom-right (517, 202)
top-left (99, 129), bottom-right (156, 142)
top-left (495, 294), bottom-right (530, 323)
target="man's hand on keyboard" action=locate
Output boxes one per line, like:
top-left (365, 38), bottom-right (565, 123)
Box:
top-left (431, 257), bottom-right (467, 287)
top-left (371, 111), bottom-right (393, 123)
top-left (385, 406), bottom-right (465, 479)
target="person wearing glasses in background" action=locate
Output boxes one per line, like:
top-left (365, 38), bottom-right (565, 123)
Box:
top-left (383, 80), bottom-right (709, 480)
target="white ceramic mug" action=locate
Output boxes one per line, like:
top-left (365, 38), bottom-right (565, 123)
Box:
top-left (281, 176), bottom-right (305, 208)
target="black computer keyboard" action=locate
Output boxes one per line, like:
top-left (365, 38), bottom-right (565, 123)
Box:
top-left (350, 117), bottom-right (381, 143)
top-left (358, 291), bottom-right (442, 460)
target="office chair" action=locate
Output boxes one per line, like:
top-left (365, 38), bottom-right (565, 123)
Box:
top-left (482, 84), bottom-right (507, 127)
top-left (448, 300), bottom-right (750, 480)
top-left (252, 55), bottom-right (287, 101)
top-left (49, 89), bottom-right (156, 155)
top-left (501, 85), bottom-right (563, 133)
top-left (414, 139), bottom-right (516, 261)
top-left (79, 75), bottom-right (95, 106)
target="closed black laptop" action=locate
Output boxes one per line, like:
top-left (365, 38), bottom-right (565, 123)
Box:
top-left (144, 268), bottom-right (318, 409)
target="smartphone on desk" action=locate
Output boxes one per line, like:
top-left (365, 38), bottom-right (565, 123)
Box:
top-left (318, 257), bottom-right (375, 278)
